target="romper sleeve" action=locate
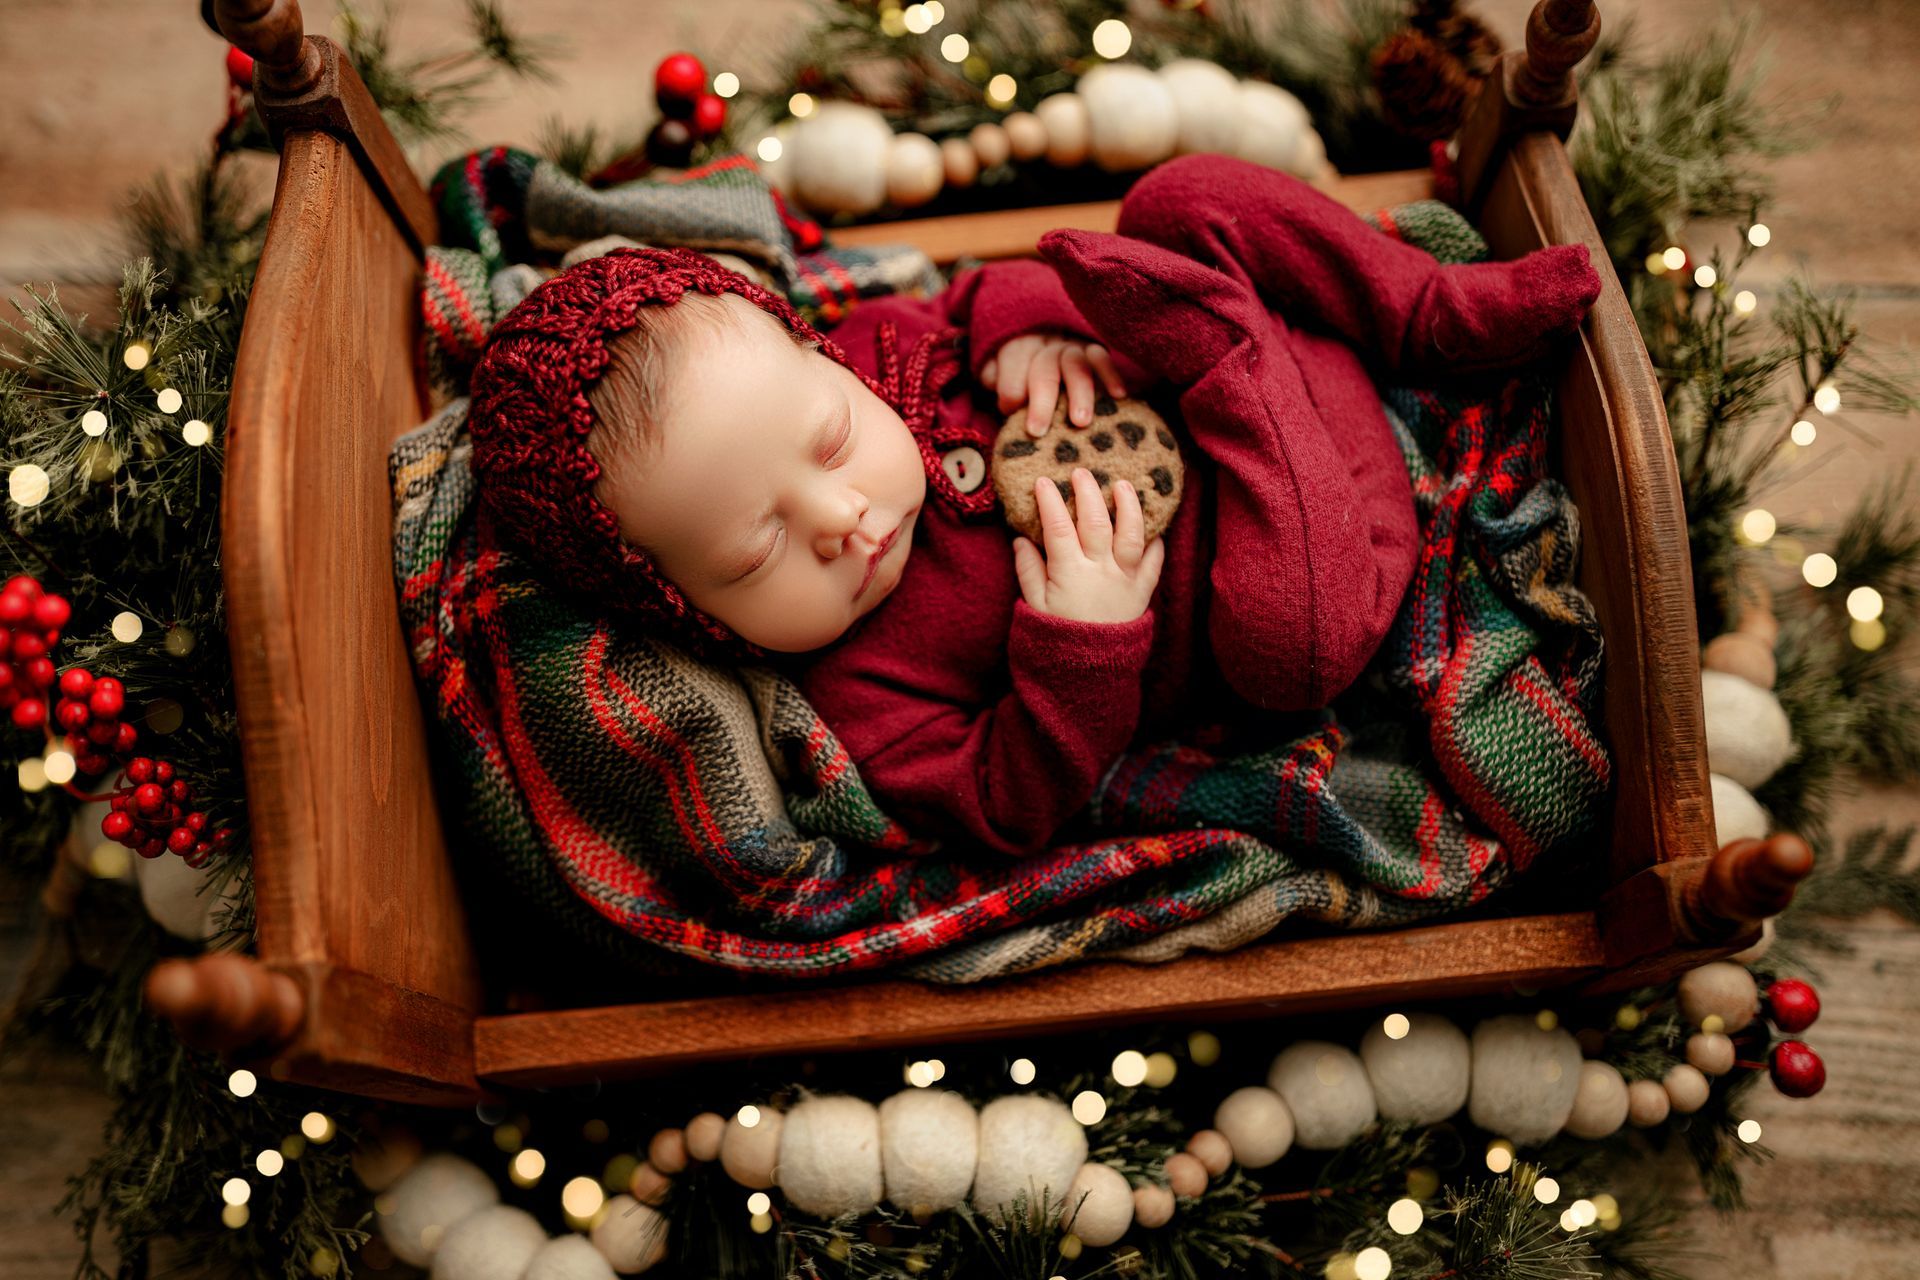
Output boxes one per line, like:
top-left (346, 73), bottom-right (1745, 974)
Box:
top-left (941, 259), bottom-right (1152, 389)
top-left (845, 600), bottom-right (1155, 859)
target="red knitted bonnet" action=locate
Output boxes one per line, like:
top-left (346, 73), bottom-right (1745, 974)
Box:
top-left (467, 246), bottom-right (888, 664)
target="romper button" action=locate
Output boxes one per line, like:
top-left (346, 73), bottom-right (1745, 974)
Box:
top-left (941, 445), bottom-right (986, 494)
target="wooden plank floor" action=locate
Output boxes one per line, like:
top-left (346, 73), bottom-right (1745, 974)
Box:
top-left (2, 0), bottom-right (1917, 1275)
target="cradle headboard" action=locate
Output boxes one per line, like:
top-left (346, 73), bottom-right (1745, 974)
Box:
top-left (219, 26), bottom-right (483, 1101)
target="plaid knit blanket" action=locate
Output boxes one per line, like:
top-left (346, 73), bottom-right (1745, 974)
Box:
top-left (391, 162), bottom-right (1612, 984)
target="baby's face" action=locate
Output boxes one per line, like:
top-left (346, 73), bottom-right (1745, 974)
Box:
top-left (593, 294), bottom-right (926, 653)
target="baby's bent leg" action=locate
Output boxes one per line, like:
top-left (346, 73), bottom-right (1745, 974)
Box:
top-left (1113, 153), bottom-right (1600, 377)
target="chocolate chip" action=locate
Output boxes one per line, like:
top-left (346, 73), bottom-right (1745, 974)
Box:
top-left (1053, 439), bottom-right (1080, 464)
top-left (1055, 478), bottom-right (1074, 502)
top-left (1001, 438), bottom-right (1038, 458)
top-left (1151, 466), bottom-right (1174, 496)
top-left (1090, 469), bottom-right (1109, 486)
top-left (1094, 394), bottom-right (1116, 415)
top-left (1157, 427), bottom-right (1176, 449)
top-left (1090, 430), bottom-right (1114, 452)
top-left (1117, 419), bottom-right (1145, 449)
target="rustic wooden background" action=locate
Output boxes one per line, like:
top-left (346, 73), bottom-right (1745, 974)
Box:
top-left (2, 0), bottom-right (1916, 1275)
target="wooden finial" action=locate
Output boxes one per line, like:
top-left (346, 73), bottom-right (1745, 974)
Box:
top-left (145, 952), bottom-right (304, 1057)
top-left (1688, 834), bottom-right (1815, 935)
top-left (1511, 0), bottom-right (1603, 110)
top-left (210, 0), bottom-right (324, 97)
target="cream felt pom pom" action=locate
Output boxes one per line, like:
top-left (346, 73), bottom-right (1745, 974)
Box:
top-left (590, 1195), bottom-right (668, 1274)
top-left (1061, 1162), bottom-right (1134, 1247)
top-left (1077, 63), bottom-right (1179, 173)
top-left (1035, 93), bottom-right (1092, 167)
top-left (132, 839), bottom-right (240, 941)
top-left (378, 1153), bottom-right (500, 1268)
top-left (1562, 1061), bottom-right (1631, 1139)
top-left (878, 1089), bottom-right (978, 1215)
top-left (1701, 670), bottom-right (1794, 788)
top-left (720, 1107), bottom-right (784, 1190)
top-left (1233, 81), bottom-right (1325, 178)
top-left (1211, 1086), bottom-right (1294, 1169)
top-left (1729, 916), bottom-right (1776, 965)
top-left (524, 1235), bottom-right (619, 1280)
top-left (1267, 1042), bottom-right (1376, 1149)
top-left (777, 1095), bottom-right (884, 1219)
top-left (1359, 1012), bottom-right (1471, 1125)
top-left (790, 101), bottom-right (894, 216)
top-left (1711, 772), bottom-right (1770, 846)
top-left (1466, 1015), bottom-right (1582, 1145)
top-left (428, 1205), bottom-right (547, 1280)
top-left (1156, 58), bottom-right (1243, 156)
top-left (885, 133), bottom-right (945, 209)
top-left (972, 1095), bottom-right (1088, 1225)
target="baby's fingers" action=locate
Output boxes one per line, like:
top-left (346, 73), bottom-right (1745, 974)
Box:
top-left (1011, 535), bottom-right (1047, 608)
top-left (996, 347), bottom-right (1029, 412)
top-left (1061, 346), bottom-right (1096, 426)
top-left (1085, 344), bottom-right (1127, 398)
top-left (1026, 344), bottom-right (1063, 436)
top-left (1110, 479), bottom-right (1146, 563)
top-left (1033, 476), bottom-right (1081, 561)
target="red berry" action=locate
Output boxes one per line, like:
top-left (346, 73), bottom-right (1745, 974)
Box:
top-left (86, 721), bottom-right (118, 746)
top-left (0, 593), bottom-right (29, 625)
top-left (137, 837), bottom-right (167, 859)
top-left (0, 687), bottom-right (17, 710)
top-left (58, 668), bottom-right (94, 699)
top-left (1766, 979), bottom-right (1820, 1033)
top-left (12, 631), bottom-right (45, 660)
top-left (168, 779), bottom-right (191, 803)
top-left (42, 627), bottom-right (60, 649)
top-left (654, 52), bottom-right (706, 114)
top-left (24, 657), bottom-right (54, 689)
top-left (112, 722), bottom-right (137, 754)
top-left (55, 698), bottom-right (91, 731)
top-left (76, 750), bottom-right (110, 775)
top-left (168, 826), bottom-right (196, 855)
top-left (1769, 1040), bottom-right (1826, 1098)
top-left (0, 665), bottom-right (12, 690)
top-left (185, 811), bottom-right (209, 833)
top-left (101, 811), bottom-right (133, 840)
top-left (191, 839), bottom-right (213, 862)
top-left (109, 793), bottom-right (129, 812)
top-left (154, 760), bottom-right (174, 785)
top-left (3, 575), bottom-right (40, 600)
top-left (134, 782), bottom-right (165, 813)
top-left (89, 682), bottom-right (124, 720)
top-left (690, 92), bottom-right (727, 138)
top-left (214, 828), bottom-right (235, 845)
top-left (125, 757), bottom-right (155, 783)
top-left (32, 595), bottom-right (69, 630)
top-left (225, 44), bottom-right (256, 90)
top-left (646, 118), bottom-right (696, 168)
top-left (10, 698), bottom-right (46, 730)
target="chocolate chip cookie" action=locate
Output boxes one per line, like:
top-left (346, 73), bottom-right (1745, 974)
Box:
top-left (991, 394), bottom-right (1185, 546)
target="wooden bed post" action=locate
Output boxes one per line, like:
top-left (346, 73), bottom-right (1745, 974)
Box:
top-left (1453, 0), bottom-right (1601, 213)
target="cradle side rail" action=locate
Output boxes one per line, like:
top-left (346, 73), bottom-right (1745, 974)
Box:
top-left (151, 0), bottom-right (1810, 1101)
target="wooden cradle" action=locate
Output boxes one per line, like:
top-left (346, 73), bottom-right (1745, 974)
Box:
top-left (147, 0), bottom-right (1813, 1104)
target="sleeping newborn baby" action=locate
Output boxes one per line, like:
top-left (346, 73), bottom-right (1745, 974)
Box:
top-left (469, 153), bottom-right (1601, 858)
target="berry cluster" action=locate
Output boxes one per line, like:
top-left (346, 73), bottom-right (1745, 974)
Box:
top-left (647, 52), bottom-right (728, 168)
top-left (1, 574), bottom-right (232, 866)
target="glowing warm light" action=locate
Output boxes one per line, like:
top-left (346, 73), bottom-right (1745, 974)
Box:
top-left (1405, 1166), bottom-right (1440, 1200)
top-left (10, 464), bottom-right (50, 507)
top-left (112, 611), bottom-right (144, 642)
top-left (1614, 1003), bottom-right (1641, 1031)
top-left (89, 843), bottom-right (130, 878)
top-left (222, 1203), bottom-right (249, 1229)
top-left (1535, 1009), bottom-right (1558, 1031)
top-left (82, 410), bottom-right (108, 436)
top-left (156, 388), bottom-right (184, 414)
top-left (1009, 1058), bottom-right (1036, 1085)
top-left (907, 1060), bottom-right (935, 1088)
top-left (1324, 1252), bottom-right (1359, 1280)
top-left (1852, 617), bottom-right (1887, 650)
top-left (712, 72), bottom-right (739, 98)
top-left (756, 136), bottom-right (784, 163)
top-left (1534, 1176), bottom-right (1561, 1204)
top-left (925, 0), bottom-right (944, 19)
top-left (1112, 1050), bottom-right (1148, 1086)
top-left (1144, 1051), bottom-right (1178, 1087)
top-left (1701, 1013), bottom-right (1726, 1035)
top-left (1071, 1090), bottom-right (1107, 1125)
top-left (222, 1177), bottom-right (251, 1206)
top-left (40, 747), bottom-right (73, 785)
top-left (1847, 586), bottom-right (1884, 621)
top-left (879, 5), bottom-right (907, 36)
top-left (494, 1123), bottom-right (523, 1152)
top-left (1644, 252), bottom-right (1668, 276)
top-left (1661, 246), bottom-right (1686, 271)
top-left (903, 3), bottom-right (933, 34)
top-left (1802, 553), bottom-right (1838, 588)
top-left (750, 1211), bottom-right (774, 1233)
top-left (1592, 1194), bottom-right (1618, 1218)
top-left (1790, 419), bottom-right (1817, 446)
top-left (1188, 1030), bottom-right (1221, 1066)
top-left (927, 1059), bottom-right (945, 1081)
top-left (1693, 264), bottom-right (1717, 288)
top-left (1091, 17), bottom-right (1132, 58)
top-left (1485, 1140), bottom-right (1514, 1173)
top-left (1739, 508), bottom-right (1777, 544)
top-left (561, 1176), bottom-right (605, 1219)
top-left (257, 1150), bottom-right (285, 1177)
top-left (788, 92), bottom-right (815, 118)
top-left (123, 342), bottom-right (151, 371)
top-left (1570, 1198), bottom-right (1597, 1226)
top-left (1383, 1013), bottom-right (1410, 1040)
top-left (941, 33), bottom-right (969, 62)
top-left (1737, 1119), bottom-right (1763, 1143)
top-left (1387, 1197), bottom-right (1423, 1234)
top-left (1748, 223), bottom-right (1771, 247)
top-left (511, 1149), bottom-right (546, 1185)
top-left (737, 1105), bottom-right (762, 1128)
top-left (1814, 382), bottom-right (1841, 414)
top-left (300, 1112), bottom-right (335, 1143)
top-left (227, 1069), bottom-right (258, 1099)
top-left (1734, 290), bottom-right (1757, 314)
top-left (747, 1192), bottom-right (771, 1215)
top-left (1560, 1207), bottom-right (1581, 1232)
top-left (986, 74), bottom-right (1016, 106)
top-left (17, 758), bottom-right (48, 792)
top-left (1354, 1246), bottom-right (1392, 1280)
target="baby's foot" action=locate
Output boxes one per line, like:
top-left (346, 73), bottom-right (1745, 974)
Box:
top-left (1038, 228), bottom-right (1267, 389)
top-left (1405, 243), bottom-right (1603, 374)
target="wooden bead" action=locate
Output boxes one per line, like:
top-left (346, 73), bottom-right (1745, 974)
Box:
top-left (1677, 961), bottom-right (1759, 1033)
top-left (719, 1108), bottom-right (784, 1190)
top-left (968, 122), bottom-right (1011, 169)
top-left (1185, 1128), bottom-right (1233, 1177)
top-left (1132, 1182), bottom-right (1176, 1229)
top-left (647, 1128), bottom-right (687, 1175)
top-left (629, 1160), bottom-right (672, 1206)
top-left (1702, 631), bottom-right (1776, 690)
top-left (1625, 1078), bottom-right (1670, 1127)
top-left (1686, 1032), bottom-right (1736, 1075)
top-left (1663, 1063), bottom-right (1711, 1114)
top-left (684, 1112), bottom-right (726, 1163)
top-left (1562, 1061), bottom-right (1629, 1139)
top-left (1003, 111), bottom-right (1047, 161)
top-left (1163, 1152), bottom-right (1207, 1199)
top-left (940, 137), bottom-right (979, 188)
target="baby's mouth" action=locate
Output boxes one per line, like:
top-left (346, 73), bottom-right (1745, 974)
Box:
top-left (857, 524), bottom-right (901, 598)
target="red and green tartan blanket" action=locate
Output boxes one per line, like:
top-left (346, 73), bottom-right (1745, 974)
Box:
top-left (390, 154), bottom-right (1611, 984)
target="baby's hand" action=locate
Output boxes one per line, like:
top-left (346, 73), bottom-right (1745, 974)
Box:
top-left (1013, 467), bottom-right (1164, 625)
top-left (981, 333), bottom-right (1128, 438)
